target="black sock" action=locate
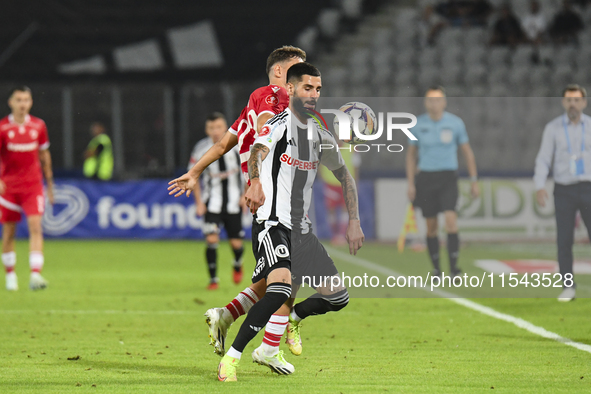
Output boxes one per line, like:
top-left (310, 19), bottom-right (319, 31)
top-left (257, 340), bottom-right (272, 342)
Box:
top-left (293, 289), bottom-right (349, 320)
top-left (426, 236), bottom-right (440, 272)
top-left (206, 243), bottom-right (218, 281)
top-left (447, 233), bottom-right (459, 272)
top-left (231, 282), bottom-right (291, 353)
top-left (232, 246), bottom-right (244, 272)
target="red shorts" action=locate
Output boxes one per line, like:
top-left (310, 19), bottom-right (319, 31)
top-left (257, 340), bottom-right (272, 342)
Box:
top-left (324, 184), bottom-right (345, 210)
top-left (0, 185), bottom-right (45, 223)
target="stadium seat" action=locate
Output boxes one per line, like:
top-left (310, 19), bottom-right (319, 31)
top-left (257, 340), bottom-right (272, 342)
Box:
top-left (528, 66), bottom-right (551, 87)
top-left (487, 67), bottom-right (509, 86)
top-left (441, 46), bottom-right (463, 67)
top-left (371, 28), bottom-right (393, 51)
top-left (418, 47), bottom-right (439, 68)
top-left (554, 45), bottom-right (577, 67)
top-left (462, 28), bottom-right (487, 48)
top-left (538, 46), bottom-right (555, 65)
top-left (317, 8), bottom-right (342, 39)
top-left (512, 46), bottom-right (535, 67)
top-left (372, 48), bottom-right (393, 69)
top-left (393, 68), bottom-right (417, 86)
top-left (441, 65), bottom-right (463, 85)
top-left (437, 28), bottom-right (463, 50)
top-left (463, 47), bottom-right (487, 66)
top-left (296, 26), bottom-right (318, 55)
top-left (341, 0), bottom-right (364, 19)
top-left (464, 64), bottom-right (487, 85)
top-left (488, 47), bottom-right (510, 68)
top-left (508, 66), bottom-right (531, 95)
top-left (418, 67), bottom-right (441, 88)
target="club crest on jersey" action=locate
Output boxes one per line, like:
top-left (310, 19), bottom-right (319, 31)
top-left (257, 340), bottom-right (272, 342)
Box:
top-left (259, 125), bottom-right (271, 137)
top-left (8, 131), bottom-right (14, 139)
top-left (30, 129), bottom-right (38, 139)
top-left (265, 94), bottom-right (278, 106)
top-left (275, 244), bottom-right (290, 258)
top-left (440, 129), bottom-right (453, 144)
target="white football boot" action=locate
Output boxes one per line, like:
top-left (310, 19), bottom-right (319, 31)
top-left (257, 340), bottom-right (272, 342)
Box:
top-left (29, 272), bottom-right (48, 291)
top-left (6, 272), bottom-right (18, 291)
top-left (252, 345), bottom-right (295, 375)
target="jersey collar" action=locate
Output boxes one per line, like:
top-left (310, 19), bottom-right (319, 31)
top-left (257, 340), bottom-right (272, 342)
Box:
top-left (8, 114), bottom-right (31, 125)
top-left (289, 108), bottom-right (308, 129)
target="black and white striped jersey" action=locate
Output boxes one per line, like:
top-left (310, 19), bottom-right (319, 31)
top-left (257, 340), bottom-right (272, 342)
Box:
top-left (252, 108), bottom-right (345, 234)
top-left (188, 138), bottom-right (243, 215)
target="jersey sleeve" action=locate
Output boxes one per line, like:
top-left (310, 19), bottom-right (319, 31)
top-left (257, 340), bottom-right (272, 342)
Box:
top-left (253, 117), bottom-right (287, 151)
top-left (456, 118), bottom-right (469, 145)
top-left (228, 106), bottom-right (248, 136)
top-left (320, 131), bottom-right (346, 171)
top-left (255, 86), bottom-right (289, 117)
top-left (38, 121), bottom-right (50, 150)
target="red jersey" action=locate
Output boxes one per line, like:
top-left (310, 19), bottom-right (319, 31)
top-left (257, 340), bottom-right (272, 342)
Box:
top-left (229, 85), bottom-right (289, 180)
top-left (0, 114), bottom-right (50, 192)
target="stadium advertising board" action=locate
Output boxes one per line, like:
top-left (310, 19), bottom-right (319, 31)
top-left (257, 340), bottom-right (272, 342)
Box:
top-left (376, 178), bottom-right (587, 241)
top-left (14, 179), bottom-right (375, 239)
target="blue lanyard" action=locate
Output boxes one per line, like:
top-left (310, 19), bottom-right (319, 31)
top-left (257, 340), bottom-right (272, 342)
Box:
top-left (563, 115), bottom-right (585, 156)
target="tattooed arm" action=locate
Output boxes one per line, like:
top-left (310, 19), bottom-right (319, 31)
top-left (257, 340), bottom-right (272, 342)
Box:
top-left (244, 143), bottom-right (270, 215)
top-left (332, 165), bottom-right (364, 255)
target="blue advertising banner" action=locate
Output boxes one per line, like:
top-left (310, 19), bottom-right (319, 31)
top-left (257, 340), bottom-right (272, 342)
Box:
top-left (14, 179), bottom-right (375, 240)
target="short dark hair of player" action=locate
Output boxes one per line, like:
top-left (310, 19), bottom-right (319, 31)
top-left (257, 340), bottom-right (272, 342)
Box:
top-left (425, 85), bottom-right (446, 96)
top-left (206, 112), bottom-right (226, 122)
top-left (286, 62), bottom-right (321, 85)
top-left (9, 86), bottom-right (32, 98)
top-left (563, 84), bottom-right (587, 98)
top-left (265, 46), bottom-right (307, 75)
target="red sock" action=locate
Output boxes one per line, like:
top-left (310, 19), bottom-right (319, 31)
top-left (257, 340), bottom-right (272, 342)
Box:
top-left (225, 287), bottom-right (260, 321)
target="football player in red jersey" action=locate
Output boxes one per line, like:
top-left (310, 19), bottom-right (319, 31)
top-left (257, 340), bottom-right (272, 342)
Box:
top-left (168, 45), bottom-right (304, 356)
top-left (0, 86), bottom-right (54, 291)
top-left (168, 45), bottom-right (304, 348)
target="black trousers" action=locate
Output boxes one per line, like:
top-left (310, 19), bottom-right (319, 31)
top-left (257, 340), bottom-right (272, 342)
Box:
top-left (553, 182), bottom-right (591, 288)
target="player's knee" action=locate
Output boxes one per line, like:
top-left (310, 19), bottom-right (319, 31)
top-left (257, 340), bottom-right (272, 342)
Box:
top-left (324, 289), bottom-right (349, 312)
top-left (266, 282), bottom-right (292, 308)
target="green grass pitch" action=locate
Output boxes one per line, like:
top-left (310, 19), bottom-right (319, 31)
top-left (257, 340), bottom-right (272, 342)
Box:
top-left (0, 240), bottom-right (590, 393)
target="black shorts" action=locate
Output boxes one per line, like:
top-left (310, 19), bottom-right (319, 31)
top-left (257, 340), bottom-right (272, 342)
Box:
top-left (251, 222), bottom-right (292, 284)
top-left (291, 232), bottom-right (339, 287)
top-left (203, 212), bottom-right (244, 239)
top-left (413, 171), bottom-right (458, 218)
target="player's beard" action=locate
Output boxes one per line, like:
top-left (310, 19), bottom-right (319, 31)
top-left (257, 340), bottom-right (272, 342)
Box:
top-left (292, 94), bottom-right (317, 119)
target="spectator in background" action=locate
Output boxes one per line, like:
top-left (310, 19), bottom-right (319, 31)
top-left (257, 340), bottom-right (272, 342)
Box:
top-left (419, 4), bottom-right (448, 47)
top-left (534, 84), bottom-right (590, 302)
top-left (549, 0), bottom-right (584, 44)
top-left (467, 0), bottom-right (493, 26)
top-left (435, 0), bottom-right (491, 27)
top-left (490, 4), bottom-right (525, 47)
top-left (83, 122), bottom-right (113, 181)
top-left (521, 0), bottom-right (547, 45)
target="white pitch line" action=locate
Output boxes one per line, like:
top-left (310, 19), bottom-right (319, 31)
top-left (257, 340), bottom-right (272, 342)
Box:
top-left (327, 247), bottom-right (591, 355)
top-left (0, 310), bottom-right (200, 315)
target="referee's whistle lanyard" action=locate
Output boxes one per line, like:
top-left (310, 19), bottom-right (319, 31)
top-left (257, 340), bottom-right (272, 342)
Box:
top-left (563, 115), bottom-right (585, 176)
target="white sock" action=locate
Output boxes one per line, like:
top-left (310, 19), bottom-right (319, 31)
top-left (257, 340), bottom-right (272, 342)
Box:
top-left (29, 252), bottom-right (44, 273)
top-left (226, 346), bottom-right (242, 360)
top-left (261, 314), bottom-right (289, 356)
top-left (2, 252), bottom-right (16, 273)
top-left (290, 309), bottom-right (302, 323)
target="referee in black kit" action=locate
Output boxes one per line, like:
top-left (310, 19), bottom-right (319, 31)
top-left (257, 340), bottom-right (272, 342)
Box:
top-left (406, 86), bottom-right (480, 277)
top-left (188, 112), bottom-right (246, 290)
top-left (534, 84), bottom-right (591, 302)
